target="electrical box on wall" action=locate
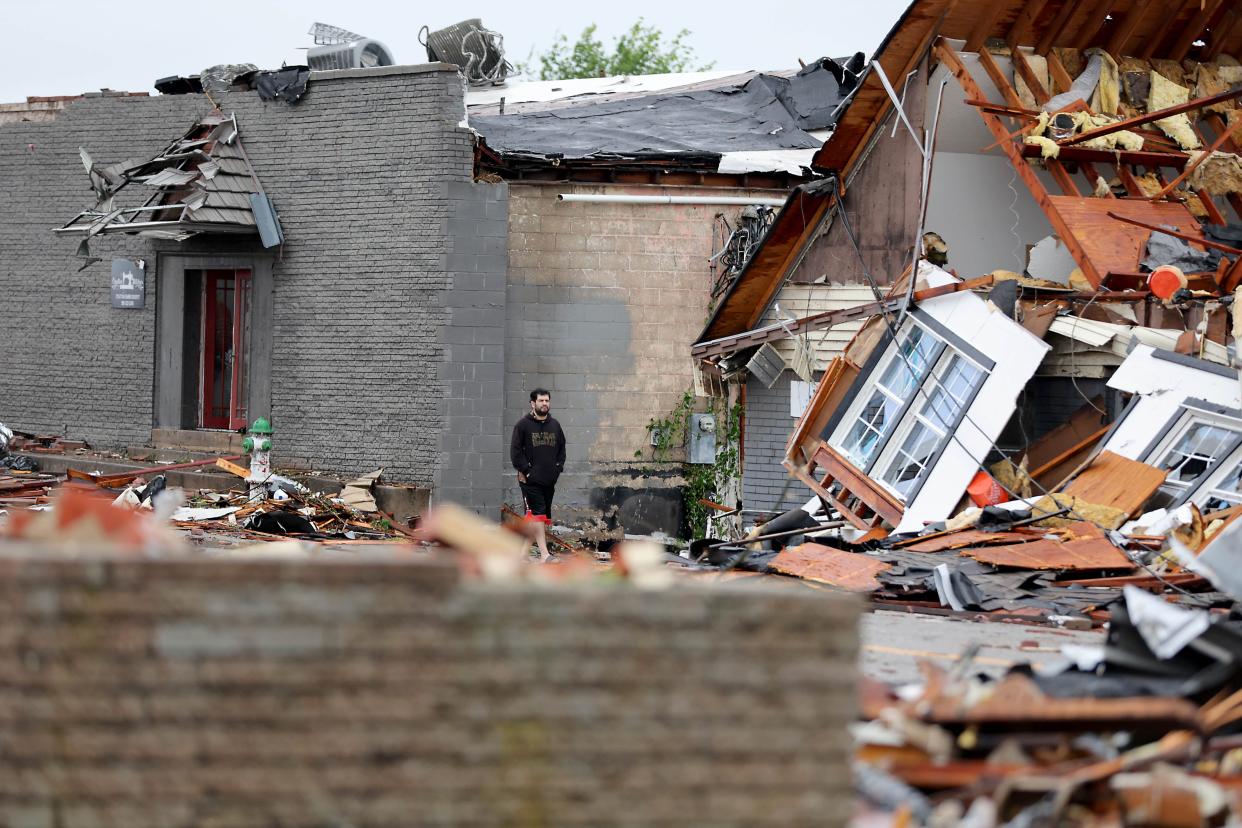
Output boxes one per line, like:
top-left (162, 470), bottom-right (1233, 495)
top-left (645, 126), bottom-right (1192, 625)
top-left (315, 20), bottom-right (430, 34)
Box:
top-left (688, 413), bottom-right (717, 464)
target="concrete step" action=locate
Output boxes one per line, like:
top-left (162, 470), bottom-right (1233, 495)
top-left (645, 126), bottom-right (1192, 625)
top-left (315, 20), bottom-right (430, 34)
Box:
top-left (14, 453), bottom-right (430, 523)
top-left (151, 428), bottom-right (245, 453)
top-left (125, 446), bottom-right (234, 464)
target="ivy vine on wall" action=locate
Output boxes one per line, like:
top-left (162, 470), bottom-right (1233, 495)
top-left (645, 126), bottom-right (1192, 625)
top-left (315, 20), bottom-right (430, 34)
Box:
top-left (636, 390), bottom-right (742, 538)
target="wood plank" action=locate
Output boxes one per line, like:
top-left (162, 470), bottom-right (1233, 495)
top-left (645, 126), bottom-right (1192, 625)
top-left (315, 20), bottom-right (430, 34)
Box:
top-left (1012, 47), bottom-right (1051, 106)
top-left (1052, 196), bottom-right (1205, 278)
top-left (1206, 8), bottom-right (1242, 61)
top-left (1080, 161), bottom-right (1113, 197)
top-left (1022, 143), bottom-right (1188, 169)
top-left (977, 48), bottom-right (1027, 111)
top-left (769, 543), bottom-right (892, 592)
top-left (1048, 160), bottom-right (1081, 196)
top-left (900, 529), bottom-right (1039, 553)
top-left (937, 43), bottom-right (1104, 286)
top-left (741, 196), bottom-right (831, 333)
top-left (811, 443), bottom-right (905, 526)
top-left (1198, 189), bottom-right (1228, 225)
top-left (813, 0), bottom-right (950, 174)
top-left (692, 275), bottom-right (994, 359)
top-left (1061, 450), bottom-right (1167, 517)
top-left (215, 457), bottom-right (250, 478)
top-left (1104, 208), bottom-right (1238, 254)
top-left (1007, 0), bottom-right (1051, 49)
top-left (1107, 3), bottom-right (1156, 57)
top-left (966, 0), bottom-right (1015, 52)
top-left (1029, 425), bottom-right (1112, 483)
top-left (1168, 0), bottom-right (1228, 61)
top-left (962, 536), bottom-right (1135, 570)
top-left (1037, 0), bottom-right (1085, 54)
top-left (1072, 0), bottom-right (1118, 50)
top-left (1117, 164), bottom-right (1144, 197)
top-left (1045, 48), bottom-right (1075, 94)
top-left (786, 356), bottom-right (859, 468)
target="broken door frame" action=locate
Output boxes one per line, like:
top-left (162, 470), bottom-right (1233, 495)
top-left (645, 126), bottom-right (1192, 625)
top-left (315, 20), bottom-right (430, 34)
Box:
top-left (155, 253), bottom-right (274, 437)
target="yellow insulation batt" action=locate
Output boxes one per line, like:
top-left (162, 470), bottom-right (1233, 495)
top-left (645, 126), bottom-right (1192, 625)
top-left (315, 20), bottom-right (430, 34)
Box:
top-left (1090, 49), bottom-right (1120, 115)
top-left (1027, 111), bottom-right (1144, 152)
top-left (1187, 150), bottom-right (1242, 195)
top-left (1024, 135), bottom-right (1060, 158)
top-left (1149, 71), bottom-right (1202, 149)
top-left (1192, 64), bottom-right (1242, 115)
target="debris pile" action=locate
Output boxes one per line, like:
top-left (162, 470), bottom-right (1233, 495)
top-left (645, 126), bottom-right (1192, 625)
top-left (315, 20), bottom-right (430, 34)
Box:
top-left (855, 585), bottom-right (1242, 825)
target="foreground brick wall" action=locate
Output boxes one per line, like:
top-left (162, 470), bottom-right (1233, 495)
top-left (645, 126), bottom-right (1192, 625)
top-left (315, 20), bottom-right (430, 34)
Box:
top-left (0, 546), bottom-right (857, 827)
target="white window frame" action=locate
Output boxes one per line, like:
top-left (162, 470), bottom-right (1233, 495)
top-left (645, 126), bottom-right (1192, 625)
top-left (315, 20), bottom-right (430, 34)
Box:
top-left (832, 321), bottom-right (945, 469)
top-left (874, 352), bottom-right (986, 498)
top-left (828, 315), bottom-right (991, 500)
top-left (1141, 403), bottom-right (1242, 504)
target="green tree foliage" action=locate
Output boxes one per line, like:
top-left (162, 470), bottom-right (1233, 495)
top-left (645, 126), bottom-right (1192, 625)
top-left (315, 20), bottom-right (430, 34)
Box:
top-left (525, 19), bottom-right (714, 80)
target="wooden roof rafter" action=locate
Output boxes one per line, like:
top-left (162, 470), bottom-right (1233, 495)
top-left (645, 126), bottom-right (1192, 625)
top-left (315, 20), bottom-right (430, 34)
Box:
top-left (1165, 0), bottom-right (1229, 61)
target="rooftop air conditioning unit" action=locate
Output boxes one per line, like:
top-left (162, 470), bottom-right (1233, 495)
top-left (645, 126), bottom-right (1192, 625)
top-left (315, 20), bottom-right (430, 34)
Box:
top-left (307, 39), bottom-right (395, 71)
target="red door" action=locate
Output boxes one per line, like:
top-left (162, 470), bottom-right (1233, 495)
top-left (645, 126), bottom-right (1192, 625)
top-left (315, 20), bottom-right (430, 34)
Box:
top-left (201, 269), bottom-right (252, 430)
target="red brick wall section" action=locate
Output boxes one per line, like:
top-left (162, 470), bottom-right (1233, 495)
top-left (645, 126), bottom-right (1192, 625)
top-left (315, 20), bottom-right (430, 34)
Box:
top-left (0, 546), bottom-right (858, 827)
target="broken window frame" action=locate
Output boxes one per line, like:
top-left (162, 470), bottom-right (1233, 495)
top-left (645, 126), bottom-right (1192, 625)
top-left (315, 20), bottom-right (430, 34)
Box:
top-left (1140, 399), bottom-right (1242, 509)
top-left (875, 353), bottom-right (986, 498)
top-left (827, 311), bottom-right (992, 503)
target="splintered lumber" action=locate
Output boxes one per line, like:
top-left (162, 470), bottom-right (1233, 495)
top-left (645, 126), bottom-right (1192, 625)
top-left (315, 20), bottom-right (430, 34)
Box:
top-left (690, 276), bottom-right (994, 359)
top-left (1062, 85), bottom-right (1242, 146)
top-left (215, 458), bottom-right (250, 478)
top-left (898, 529), bottom-right (1039, 553)
top-left (68, 455), bottom-right (245, 488)
top-left (769, 543), bottom-right (891, 592)
top-left (961, 537), bottom-right (1134, 571)
top-left (919, 673), bottom-right (1200, 729)
top-left (1061, 451), bottom-right (1168, 517)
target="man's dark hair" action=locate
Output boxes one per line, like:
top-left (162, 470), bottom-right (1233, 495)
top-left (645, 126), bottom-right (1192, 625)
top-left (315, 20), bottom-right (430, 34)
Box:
top-left (530, 388), bottom-right (551, 402)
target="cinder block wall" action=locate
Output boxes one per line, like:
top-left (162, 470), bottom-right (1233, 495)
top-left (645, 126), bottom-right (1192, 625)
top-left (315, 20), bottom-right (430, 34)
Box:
top-left (0, 546), bottom-right (858, 827)
top-left (437, 180), bottom-right (509, 515)
top-left (504, 183), bottom-right (789, 537)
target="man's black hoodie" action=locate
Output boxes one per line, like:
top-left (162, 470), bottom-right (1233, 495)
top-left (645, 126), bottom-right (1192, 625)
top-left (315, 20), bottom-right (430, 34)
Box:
top-left (510, 413), bottom-right (566, 487)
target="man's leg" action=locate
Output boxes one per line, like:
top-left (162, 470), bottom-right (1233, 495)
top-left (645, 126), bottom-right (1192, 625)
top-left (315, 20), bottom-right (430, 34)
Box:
top-left (520, 482), bottom-right (552, 561)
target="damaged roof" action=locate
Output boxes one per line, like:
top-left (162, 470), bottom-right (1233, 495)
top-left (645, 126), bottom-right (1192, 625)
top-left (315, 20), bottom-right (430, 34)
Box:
top-left (55, 110), bottom-right (280, 244)
top-left (469, 56), bottom-right (863, 171)
top-left (697, 0), bottom-right (1242, 347)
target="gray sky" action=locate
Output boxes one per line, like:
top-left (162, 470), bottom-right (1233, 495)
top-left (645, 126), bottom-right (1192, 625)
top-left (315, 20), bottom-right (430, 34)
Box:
top-left (4, 0), bottom-right (912, 102)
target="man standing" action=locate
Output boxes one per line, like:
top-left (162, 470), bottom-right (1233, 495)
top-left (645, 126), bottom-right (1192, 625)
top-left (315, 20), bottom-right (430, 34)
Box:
top-left (510, 388), bottom-right (566, 561)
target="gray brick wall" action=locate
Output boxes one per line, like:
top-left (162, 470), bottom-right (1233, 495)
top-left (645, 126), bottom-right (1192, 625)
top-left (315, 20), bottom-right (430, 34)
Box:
top-left (0, 67), bottom-right (477, 490)
top-left (743, 372), bottom-right (811, 514)
top-left (0, 93), bottom-right (203, 447)
top-left (437, 180), bottom-right (508, 514)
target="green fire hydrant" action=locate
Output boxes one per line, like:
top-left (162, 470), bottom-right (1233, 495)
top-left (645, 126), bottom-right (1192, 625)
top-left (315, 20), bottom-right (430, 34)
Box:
top-left (242, 417), bottom-right (273, 499)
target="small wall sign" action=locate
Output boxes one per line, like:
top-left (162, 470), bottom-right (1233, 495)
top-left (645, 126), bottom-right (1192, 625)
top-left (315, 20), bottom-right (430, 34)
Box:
top-left (111, 259), bottom-right (145, 309)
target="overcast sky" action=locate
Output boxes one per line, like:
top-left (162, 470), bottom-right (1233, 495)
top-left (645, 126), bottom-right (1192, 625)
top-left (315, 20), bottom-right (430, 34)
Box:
top-left (4, 0), bottom-right (913, 102)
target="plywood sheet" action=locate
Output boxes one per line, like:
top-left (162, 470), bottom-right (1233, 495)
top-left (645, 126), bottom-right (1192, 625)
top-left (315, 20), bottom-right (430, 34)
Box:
top-left (770, 543), bottom-right (892, 591)
top-left (1061, 450), bottom-right (1168, 517)
top-left (899, 529), bottom-right (1038, 553)
top-left (1049, 196), bottom-right (1204, 278)
top-left (963, 537), bottom-right (1135, 570)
